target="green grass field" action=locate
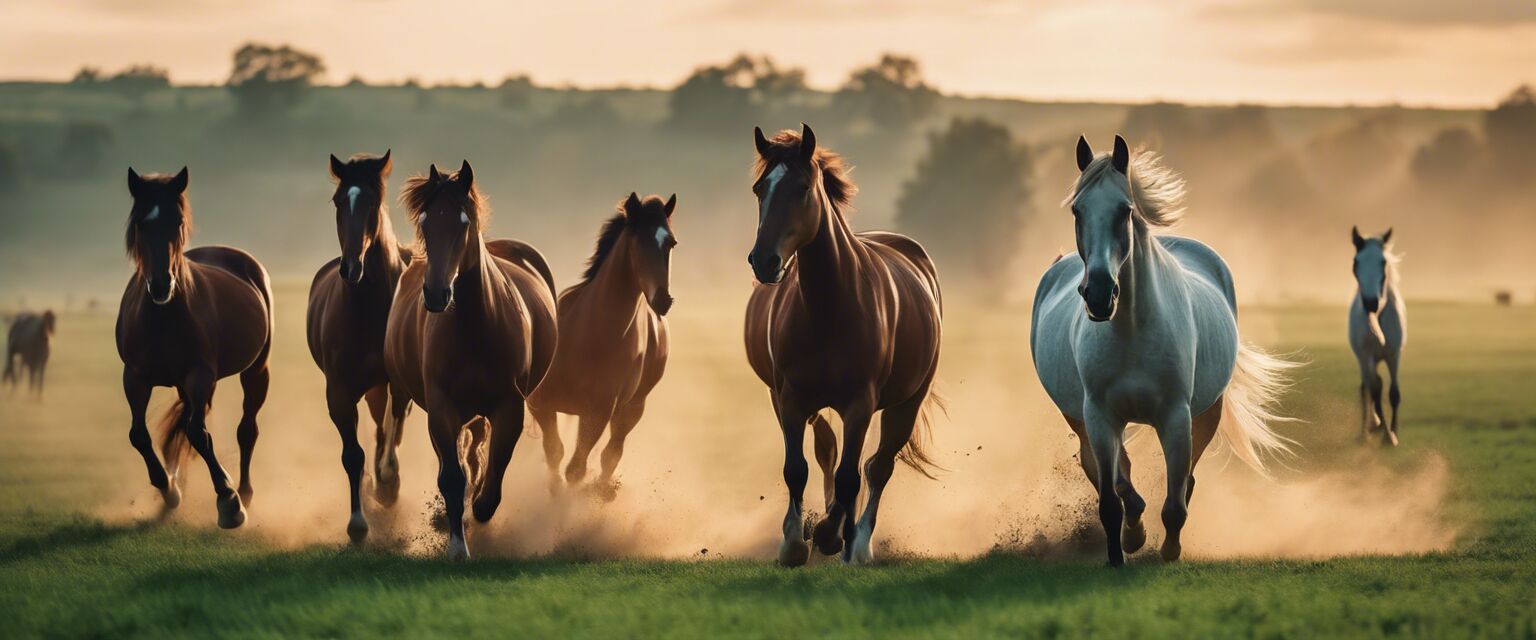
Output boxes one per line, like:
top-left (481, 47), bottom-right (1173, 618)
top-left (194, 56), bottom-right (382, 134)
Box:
top-left (2, 298), bottom-right (1534, 639)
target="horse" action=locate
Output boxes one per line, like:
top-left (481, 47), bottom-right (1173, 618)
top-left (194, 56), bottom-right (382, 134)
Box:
top-left (4, 310), bottom-right (55, 397)
top-left (1031, 135), bottom-right (1295, 567)
top-left (527, 192), bottom-right (675, 499)
top-left (1349, 227), bottom-right (1406, 446)
top-left (116, 167), bottom-right (274, 528)
top-left (384, 161), bottom-right (558, 560)
top-left (745, 125), bottom-right (944, 566)
top-left (306, 150), bottom-right (417, 543)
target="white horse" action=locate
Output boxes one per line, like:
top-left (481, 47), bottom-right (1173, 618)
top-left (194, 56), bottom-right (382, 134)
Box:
top-left (1031, 135), bottom-right (1296, 567)
top-left (1349, 227), bottom-right (1406, 446)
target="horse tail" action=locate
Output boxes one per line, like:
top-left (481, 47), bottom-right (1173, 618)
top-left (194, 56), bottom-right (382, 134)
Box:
top-left (158, 399), bottom-right (195, 478)
top-left (897, 388), bottom-right (947, 480)
top-left (1220, 342), bottom-right (1300, 477)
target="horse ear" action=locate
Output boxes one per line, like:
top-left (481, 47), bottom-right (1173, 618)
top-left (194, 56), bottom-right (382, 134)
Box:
top-left (428, 163), bottom-right (442, 184)
top-left (624, 192), bottom-right (642, 216)
top-left (1112, 135), bottom-right (1130, 175)
top-left (170, 166), bottom-right (189, 194)
top-left (664, 193), bottom-right (677, 217)
top-left (1381, 227), bottom-right (1393, 246)
top-left (1351, 226), bottom-right (1365, 250)
top-left (1075, 136), bottom-right (1093, 172)
top-left (127, 167), bottom-right (145, 197)
top-left (329, 154), bottom-right (346, 179)
top-left (754, 126), bottom-right (770, 157)
top-left (800, 123), bottom-right (817, 163)
top-left (458, 160), bottom-right (474, 189)
top-left (376, 149), bottom-right (393, 178)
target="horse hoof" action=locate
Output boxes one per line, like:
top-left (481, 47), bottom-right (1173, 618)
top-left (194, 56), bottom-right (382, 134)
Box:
top-left (1161, 541), bottom-right (1182, 562)
top-left (777, 537), bottom-right (810, 568)
top-left (1382, 430), bottom-right (1399, 447)
top-left (1122, 522), bottom-right (1147, 553)
top-left (1106, 554), bottom-right (1126, 568)
top-left (594, 479), bottom-right (620, 503)
top-left (217, 494), bottom-right (247, 530)
top-left (347, 512), bottom-right (370, 544)
top-left (373, 478), bottom-right (401, 507)
top-left (239, 487), bottom-right (254, 507)
top-left (471, 495), bottom-right (500, 524)
top-left (160, 484), bottom-right (182, 510)
top-left (446, 536), bottom-right (471, 562)
top-left (812, 517), bottom-right (843, 556)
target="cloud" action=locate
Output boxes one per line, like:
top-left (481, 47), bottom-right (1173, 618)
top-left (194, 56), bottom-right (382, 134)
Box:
top-left (1224, 0), bottom-right (1536, 26)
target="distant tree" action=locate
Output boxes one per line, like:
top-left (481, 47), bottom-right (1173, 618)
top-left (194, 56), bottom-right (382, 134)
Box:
top-left (103, 64), bottom-right (170, 104)
top-left (226, 43), bottom-right (325, 117)
top-left (344, 75), bottom-right (370, 88)
top-left (1484, 85), bottom-right (1536, 179)
top-left (498, 74), bottom-right (535, 110)
top-left (896, 118), bottom-right (1033, 291)
top-left (549, 95), bottom-right (619, 127)
top-left (71, 67), bottom-right (103, 84)
top-left (1411, 127), bottom-right (1482, 188)
top-left (666, 54), bottom-right (806, 133)
top-left (55, 120), bottom-right (115, 177)
top-left (834, 54), bottom-right (938, 129)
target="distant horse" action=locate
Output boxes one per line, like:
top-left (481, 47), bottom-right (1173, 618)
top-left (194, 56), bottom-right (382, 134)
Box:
top-left (4, 310), bottom-right (55, 397)
top-left (117, 167), bottom-right (273, 528)
top-left (528, 192), bottom-right (675, 498)
top-left (745, 125), bottom-right (943, 566)
top-left (1349, 227), bottom-right (1406, 446)
top-left (307, 150), bottom-right (416, 543)
top-left (1031, 136), bottom-right (1295, 566)
top-left (384, 161), bottom-right (558, 560)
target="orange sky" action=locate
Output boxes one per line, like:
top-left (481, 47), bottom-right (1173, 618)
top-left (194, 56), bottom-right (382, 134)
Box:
top-left (3, 0), bottom-right (1534, 107)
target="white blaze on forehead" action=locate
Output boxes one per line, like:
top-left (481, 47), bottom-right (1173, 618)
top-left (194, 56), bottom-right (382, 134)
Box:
top-left (654, 226), bottom-right (671, 249)
top-left (346, 186), bottom-right (361, 215)
top-left (145, 205), bottom-right (160, 221)
top-left (759, 164), bottom-right (788, 222)
top-left (460, 210), bottom-right (469, 225)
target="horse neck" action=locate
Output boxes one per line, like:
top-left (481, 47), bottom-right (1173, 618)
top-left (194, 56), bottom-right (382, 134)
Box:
top-left (794, 189), bottom-right (865, 311)
top-left (1113, 224), bottom-right (1173, 330)
top-left (452, 231), bottom-right (496, 315)
top-left (586, 235), bottom-right (644, 315)
top-left (359, 216), bottom-right (404, 296)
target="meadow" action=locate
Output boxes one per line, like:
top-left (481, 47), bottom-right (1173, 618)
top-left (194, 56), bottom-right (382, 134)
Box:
top-left (2, 291), bottom-right (1533, 638)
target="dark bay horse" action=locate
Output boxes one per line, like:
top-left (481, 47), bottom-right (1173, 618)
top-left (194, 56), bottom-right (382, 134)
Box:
top-left (306, 151), bottom-right (415, 543)
top-left (745, 125), bottom-right (944, 566)
top-left (528, 192), bottom-right (675, 498)
top-left (117, 167), bottom-right (274, 528)
top-left (4, 310), bottom-right (55, 397)
top-left (384, 161), bottom-right (558, 560)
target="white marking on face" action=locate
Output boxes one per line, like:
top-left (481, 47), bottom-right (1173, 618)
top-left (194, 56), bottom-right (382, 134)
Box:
top-left (759, 164), bottom-right (788, 223)
top-left (654, 226), bottom-right (671, 250)
top-left (460, 210), bottom-right (470, 225)
top-left (346, 186), bottom-right (361, 215)
top-left (145, 205), bottom-right (160, 221)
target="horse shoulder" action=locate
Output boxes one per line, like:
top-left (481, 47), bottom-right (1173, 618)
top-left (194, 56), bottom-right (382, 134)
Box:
top-left (742, 284), bottom-right (779, 386)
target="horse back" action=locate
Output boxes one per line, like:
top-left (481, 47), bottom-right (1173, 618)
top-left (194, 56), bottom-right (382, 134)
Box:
top-left (487, 239), bottom-right (557, 298)
top-left (186, 245), bottom-right (274, 315)
top-left (1158, 236), bottom-right (1236, 316)
top-left (859, 231), bottom-right (942, 310)
top-left (486, 239), bottom-right (560, 396)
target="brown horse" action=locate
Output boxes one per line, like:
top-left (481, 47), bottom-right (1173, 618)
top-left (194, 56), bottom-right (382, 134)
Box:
top-left (306, 150), bottom-right (416, 543)
top-left (4, 310), bottom-right (55, 397)
top-left (384, 161), bottom-right (558, 560)
top-left (745, 125), bottom-right (944, 566)
top-left (117, 167), bottom-right (274, 528)
top-left (527, 192), bottom-right (675, 498)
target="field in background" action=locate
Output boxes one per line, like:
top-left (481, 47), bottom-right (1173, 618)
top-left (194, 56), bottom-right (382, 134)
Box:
top-left (2, 295), bottom-right (1533, 637)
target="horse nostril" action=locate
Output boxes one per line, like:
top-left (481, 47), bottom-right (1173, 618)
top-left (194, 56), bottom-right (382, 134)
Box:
top-left (1110, 284), bottom-right (1120, 300)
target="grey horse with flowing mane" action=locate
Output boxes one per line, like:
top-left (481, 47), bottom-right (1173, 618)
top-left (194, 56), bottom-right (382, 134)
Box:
top-left (1349, 227), bottom-right (1406, 446)
top-left (1031, 135), bottom-right (1296, 567)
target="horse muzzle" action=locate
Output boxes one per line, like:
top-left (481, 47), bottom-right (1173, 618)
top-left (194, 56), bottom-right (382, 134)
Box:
top-left (650, 290), bottom-right (674, 316)
top-left (339, 259), bottom-right (365, 285)
top-left (423, 285), bottom-right (454, 313)
top-left (147, 276), bottom-right (177, 306)
top-left (1079, 279), bottom-right (1119, 323)
top-left (747, 251), bottom-right (784, 285)
top-left (1361, 296), bottom-right (1380, 313)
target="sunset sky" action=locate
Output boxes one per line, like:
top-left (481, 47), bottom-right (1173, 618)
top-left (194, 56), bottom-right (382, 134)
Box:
top-left (3, 0), bottom-right (1533, 107)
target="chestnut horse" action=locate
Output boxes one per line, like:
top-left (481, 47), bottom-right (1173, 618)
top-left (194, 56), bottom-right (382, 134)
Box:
top-left (745, 125), bottom-right (944, 566)
top-left (117, 167), bottom-right (273, 528)
top-left (385, 161), bottom-right (558, 560)
top-left (306, 150), bottom-right (416, 543)
top-left (528, 192), bottom-right (675, 498)
top-left (4, 309), bottom-right (55, 398)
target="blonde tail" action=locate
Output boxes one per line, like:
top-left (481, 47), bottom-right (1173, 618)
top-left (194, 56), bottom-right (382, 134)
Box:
top-left (1219, 342), bottom-right (1300, 477)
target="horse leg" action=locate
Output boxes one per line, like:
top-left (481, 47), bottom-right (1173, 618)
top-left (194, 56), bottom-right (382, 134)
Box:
top-left (123, 370), bottom-right (174, 506)
top-left (181, 372), bottom-right (244, 529)
top-left (1063, 413), bottom-right (1145, 554)
top-left (563, 411), bottom-right (610, 487)
top-left (472, 399), bottom-right (526, 523)
top-left (1370, 368), bottom-right (1391, 447)
top-left (529, 406), bottom-right (563, 495)
top-left (1156, 406), bottom-right (1194, 562)
top-left (1386, 352), bottom-right (1403, 445)
top-left (811, 413), bottom-right (838, 522)
top-left (596, 399), bottom-right (645, 501)
top-left (1084, 401), bottom-right (1128, 567)
top-left (1187, 397), bottom-right (1223, 504)
top-left (774, 391), bottom-right (815, 567)
top-left (362, 385), bottom-right (393, 506)
top-left (327, 381), bottom-right (369, 543)
top-left (848, 389), bottom-right (925, 565)
top-left (372, 383), bottom-right (410, 505)
top-left (235, 362), bottom-right (268, 507)
top-left (1356, 357), bottom-right (1376, 441)
top-left (831, 400), bottom-right (875, 564)
top-left (426, 404), bottom-right (471, 560)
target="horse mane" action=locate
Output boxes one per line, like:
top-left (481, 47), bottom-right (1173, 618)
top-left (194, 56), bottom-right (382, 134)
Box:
top-left (752, 129), bottom-right (858, 213)
top-left (124, 173), bottom-right (191, 272)
top-left (400, 167), bottom-right (488, 233)
top-left (1066, 149), bottom-right (1187, 230)
top-left (1382, 242), bottom-right (1403, 290)
top-left (580, 195), bottom-right (671, 283)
